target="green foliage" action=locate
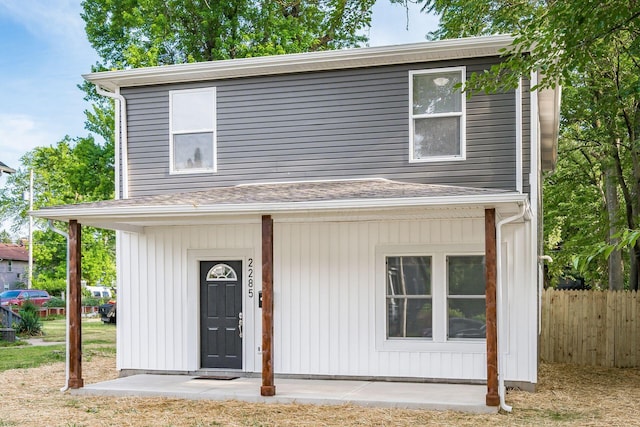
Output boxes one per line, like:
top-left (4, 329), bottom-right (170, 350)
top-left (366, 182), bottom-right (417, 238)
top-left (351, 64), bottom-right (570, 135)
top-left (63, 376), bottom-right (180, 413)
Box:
top-left (44, 297), bottom-right (66, 308)
top-left (0, 136), bottom-right (116, 289)
top-left (0, 230), bottom-right (12, 243)
top-left (81, 0), bottom-right (376, 69)
top-left (419, 0), bottom-right (640, 91)
top-left (81, 296), bottom-right (102, 307)
top-left (16, 301), bottom-right (43, 336)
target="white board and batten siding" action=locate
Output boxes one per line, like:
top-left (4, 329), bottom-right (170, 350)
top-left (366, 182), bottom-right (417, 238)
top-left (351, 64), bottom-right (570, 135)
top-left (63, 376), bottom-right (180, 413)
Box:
top-left (116, 212), bottom-right (537, 385)
top-left (116, 223), bottom-right (263, 373)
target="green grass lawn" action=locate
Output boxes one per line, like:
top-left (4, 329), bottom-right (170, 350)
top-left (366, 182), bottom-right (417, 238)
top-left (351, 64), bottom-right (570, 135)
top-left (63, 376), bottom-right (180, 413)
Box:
top-left (0, 318), bottom-right (116, 372)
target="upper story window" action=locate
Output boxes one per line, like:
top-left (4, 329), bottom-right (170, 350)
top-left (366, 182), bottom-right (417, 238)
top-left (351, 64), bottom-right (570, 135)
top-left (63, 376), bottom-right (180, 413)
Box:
top-left (409, 67), bottom-right (466, 162)
top-left (169, 87), bottom-right (216, 174)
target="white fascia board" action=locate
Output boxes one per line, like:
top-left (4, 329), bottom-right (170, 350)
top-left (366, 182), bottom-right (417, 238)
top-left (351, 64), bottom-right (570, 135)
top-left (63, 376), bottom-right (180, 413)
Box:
top-left (31, 192), bottom-right (528, 224)
top-left (538, 83), bottom-right (561, 171)
top-left (84, 35), bottom-right (515, 91)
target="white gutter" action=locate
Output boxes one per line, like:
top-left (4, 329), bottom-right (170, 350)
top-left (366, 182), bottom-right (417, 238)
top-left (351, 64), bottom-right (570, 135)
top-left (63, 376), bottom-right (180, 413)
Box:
top-left (32, 192), bottom-right (528, 222)
top-left (47, 220), bottom-right (70, 393)
top-left (83, 35), bottom-right (516, 91)
top-left (95, 85), bottom-right (128, 199)
top-left (496, 202), bottom-right (529, 412)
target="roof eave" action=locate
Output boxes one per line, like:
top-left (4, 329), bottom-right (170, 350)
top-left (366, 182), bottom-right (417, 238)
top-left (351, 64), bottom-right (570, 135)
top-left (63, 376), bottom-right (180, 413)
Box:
top-left (31, 192), bottom-right (529, 231)
top-left (84, 35), bottom-right (515, 91)
top-left (539, 79), bottom-right (562, 172)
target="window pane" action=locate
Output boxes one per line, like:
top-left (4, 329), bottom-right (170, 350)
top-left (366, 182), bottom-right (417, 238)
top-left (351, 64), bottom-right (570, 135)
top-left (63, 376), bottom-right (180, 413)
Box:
top-left (173, 133), bottom-right (214, 171)
top-left (386, 256), bottom-right (431, 296)
top-left (413, 71), bottom-right (462, 115)
top-left (387, 297), bottom-right (432, 338)
top-left (448, 255), bottom-right (485, 295)
top-left (448, 299), bottom-right (486, 338)
top-left (413, 117), bottom-right (460, 158)
top-left (172, 90), bottom-right (214, 131)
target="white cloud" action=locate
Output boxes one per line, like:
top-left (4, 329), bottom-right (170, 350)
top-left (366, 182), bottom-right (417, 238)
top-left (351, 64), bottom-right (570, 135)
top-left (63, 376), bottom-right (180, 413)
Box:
top-left (0, 114), bottom-right (52, 171)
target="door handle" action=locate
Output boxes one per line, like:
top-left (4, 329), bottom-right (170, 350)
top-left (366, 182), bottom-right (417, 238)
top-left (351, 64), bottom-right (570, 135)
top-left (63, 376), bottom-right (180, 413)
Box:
top-left (238, 312), bottom-right (243, 338)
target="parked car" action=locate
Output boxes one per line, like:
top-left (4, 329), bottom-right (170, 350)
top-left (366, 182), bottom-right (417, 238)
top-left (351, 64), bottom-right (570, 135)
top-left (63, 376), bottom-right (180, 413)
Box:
top-left (99, 301), bottom-right (116, 324)
top-left (85, 285), bottom-right (114, 299)
top-left (0, 289), bottom-right (51, 307)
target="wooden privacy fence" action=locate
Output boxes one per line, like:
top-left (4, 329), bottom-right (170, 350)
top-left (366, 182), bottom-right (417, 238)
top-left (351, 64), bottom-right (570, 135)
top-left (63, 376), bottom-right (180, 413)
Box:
top-left (540, 289), bottom-right (639, 367)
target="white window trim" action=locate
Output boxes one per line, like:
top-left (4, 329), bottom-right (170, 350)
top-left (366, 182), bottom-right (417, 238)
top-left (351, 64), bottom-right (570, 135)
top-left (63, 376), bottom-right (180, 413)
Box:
top-left (169, 87), bottom-right (217, 175)
top-left (408, 66), bottom-right (466, 163)
top-left (375, 244), bottom-right (485, 352)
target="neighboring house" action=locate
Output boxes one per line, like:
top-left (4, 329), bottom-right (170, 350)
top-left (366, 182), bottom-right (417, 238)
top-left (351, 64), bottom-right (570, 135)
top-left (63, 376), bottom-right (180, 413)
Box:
top-left (0, 243), bottom-right (28, 291)
top-left (0, 161), bottom-right (16, 176)
top-left (33, 35), bottom-right (560, 407)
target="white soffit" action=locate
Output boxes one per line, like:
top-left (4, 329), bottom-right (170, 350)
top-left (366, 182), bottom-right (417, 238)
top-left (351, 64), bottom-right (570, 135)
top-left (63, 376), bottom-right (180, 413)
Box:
top-left (538, 83), bottom-right (561, 171)
top-left (31, 194), bottom-right (529, 232)
top-left (83, 35), bottom-right (515, 91)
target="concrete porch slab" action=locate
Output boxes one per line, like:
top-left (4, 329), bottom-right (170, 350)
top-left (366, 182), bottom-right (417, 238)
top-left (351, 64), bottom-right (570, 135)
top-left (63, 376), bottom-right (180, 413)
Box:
top-left (73, 375), bottom-right (497, 414)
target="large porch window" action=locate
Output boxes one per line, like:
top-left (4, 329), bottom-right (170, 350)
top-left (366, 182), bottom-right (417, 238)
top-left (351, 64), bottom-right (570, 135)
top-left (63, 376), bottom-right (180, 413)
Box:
top-left (380, 246), bottom-right (485, 349)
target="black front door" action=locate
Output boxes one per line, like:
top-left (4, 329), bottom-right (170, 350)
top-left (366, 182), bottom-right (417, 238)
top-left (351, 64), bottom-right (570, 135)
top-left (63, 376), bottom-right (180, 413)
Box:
top-left (200, 260), bottom-right (243, 369)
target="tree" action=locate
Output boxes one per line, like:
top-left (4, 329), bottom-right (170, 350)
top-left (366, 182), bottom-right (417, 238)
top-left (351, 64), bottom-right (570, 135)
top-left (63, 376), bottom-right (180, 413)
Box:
top-left (0, 136), bottom-right (115, 294)
top-left (417, 0), bottom-right (640, 289)
top-left (0, 230), bottom-right (12, 244)
top-left (81, 0), bottom-right (376, 69)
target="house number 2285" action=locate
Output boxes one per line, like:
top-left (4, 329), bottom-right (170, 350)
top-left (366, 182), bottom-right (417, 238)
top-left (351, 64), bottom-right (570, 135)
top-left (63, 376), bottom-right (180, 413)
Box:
top-left (247, 258), bottom-right (254, 298)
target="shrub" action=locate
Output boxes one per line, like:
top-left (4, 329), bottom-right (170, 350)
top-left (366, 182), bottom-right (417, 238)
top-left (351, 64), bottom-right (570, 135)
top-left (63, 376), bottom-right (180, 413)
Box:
top-left (82, 296), bottom-right (101, 307)
top-left (16, 301), bottom-right (43, 336)
top-left (44, 297), bottom-right (66, 308)
top-left (33, 277), bottom-right (66, 296)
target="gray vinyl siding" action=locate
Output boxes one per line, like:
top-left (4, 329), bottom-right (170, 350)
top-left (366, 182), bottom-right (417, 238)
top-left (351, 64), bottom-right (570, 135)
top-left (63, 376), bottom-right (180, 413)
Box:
top-left (122, 56), bottom-right (524, 197)
top-left (522, 78), bottom-right (531, 195)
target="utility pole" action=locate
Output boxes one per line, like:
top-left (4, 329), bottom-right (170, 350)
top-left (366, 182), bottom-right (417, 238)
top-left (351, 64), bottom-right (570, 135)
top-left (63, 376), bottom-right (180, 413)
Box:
top-left (28, 170), bottom-right (33, 289)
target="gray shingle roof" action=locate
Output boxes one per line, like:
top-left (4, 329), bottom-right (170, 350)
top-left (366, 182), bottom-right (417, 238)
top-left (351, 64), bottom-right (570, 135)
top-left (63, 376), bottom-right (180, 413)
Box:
top-left (32, 179), bottom-right (529, 231)
top-left (44, 179), bottom-right (515, 211)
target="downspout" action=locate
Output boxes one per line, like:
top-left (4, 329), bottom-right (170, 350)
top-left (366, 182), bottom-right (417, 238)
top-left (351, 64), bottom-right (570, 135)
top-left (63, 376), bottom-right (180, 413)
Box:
top-left (495, 202), bottom-right (529, 412)
top-left (48, 220), bottom-right (70, 392)
top-left (94, 85), bottom-right (128, 199)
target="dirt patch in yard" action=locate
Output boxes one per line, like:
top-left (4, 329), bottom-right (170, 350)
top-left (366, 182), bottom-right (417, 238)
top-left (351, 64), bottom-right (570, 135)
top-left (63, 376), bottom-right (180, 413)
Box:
top-left (1, 357), bottom-right (639, 426)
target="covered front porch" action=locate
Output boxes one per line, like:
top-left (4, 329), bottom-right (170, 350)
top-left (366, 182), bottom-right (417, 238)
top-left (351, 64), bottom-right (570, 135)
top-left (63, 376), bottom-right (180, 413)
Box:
top-left (32, 179), bottom-right (532, 411)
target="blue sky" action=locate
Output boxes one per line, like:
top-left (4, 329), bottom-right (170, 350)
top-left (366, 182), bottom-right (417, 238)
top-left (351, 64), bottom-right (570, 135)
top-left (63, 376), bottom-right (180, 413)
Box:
top-left (0, 1), bottom-right (438, 182)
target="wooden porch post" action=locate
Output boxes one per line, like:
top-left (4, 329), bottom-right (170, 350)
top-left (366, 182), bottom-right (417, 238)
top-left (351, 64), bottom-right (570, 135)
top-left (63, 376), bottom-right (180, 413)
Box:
top-left (485, 208), bottom-right (499, 406)
top-left (261, 215), bottom-right (276, 396)
top-left (68, 219), bottom-right (84, 389)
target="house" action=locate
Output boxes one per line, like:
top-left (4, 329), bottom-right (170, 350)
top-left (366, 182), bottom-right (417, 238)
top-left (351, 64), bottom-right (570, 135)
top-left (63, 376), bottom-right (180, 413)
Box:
top-left (0, 243), bottom-right (28, 291)
top-left (0, 161), bottom-right (16, 176)
top-left (33, 34), bottom-right (560, 407)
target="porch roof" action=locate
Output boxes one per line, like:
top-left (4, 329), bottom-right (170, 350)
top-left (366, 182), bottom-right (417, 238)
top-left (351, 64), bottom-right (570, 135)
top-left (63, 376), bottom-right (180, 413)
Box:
top-left (31, 179), bottom-right (528, 232)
